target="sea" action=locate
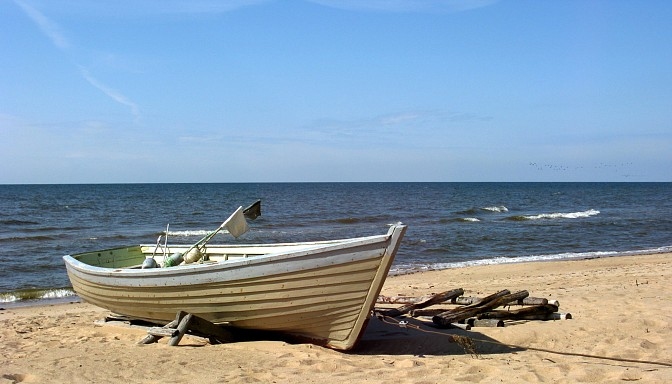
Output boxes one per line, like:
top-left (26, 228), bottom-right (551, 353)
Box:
top-left (1, 182), bottom-right (670, 306)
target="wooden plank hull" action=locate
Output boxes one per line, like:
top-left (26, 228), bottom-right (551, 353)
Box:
top-left (63, 225), bottom-right (406, 350)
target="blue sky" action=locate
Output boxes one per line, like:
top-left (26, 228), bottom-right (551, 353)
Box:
top-left (2, 0), bottom-right (670, 183)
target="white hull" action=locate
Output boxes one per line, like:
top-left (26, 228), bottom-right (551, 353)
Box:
top-left (63, 224), bottom-right (406, 350)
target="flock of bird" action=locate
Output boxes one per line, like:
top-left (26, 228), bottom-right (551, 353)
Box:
top-left (528, 162), bottom-right (634, 172)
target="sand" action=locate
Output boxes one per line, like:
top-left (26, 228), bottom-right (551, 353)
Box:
top-left (2, 253), bottom-right (671, 383)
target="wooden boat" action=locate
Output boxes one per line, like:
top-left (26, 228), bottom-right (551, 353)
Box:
top-left (63, 223), bottom-right (407, 350)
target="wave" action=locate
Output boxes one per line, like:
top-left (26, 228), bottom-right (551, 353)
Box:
top-left (168, 230), bottom-right (211, 237)
top-left (439, 217), bottom-right (481, 223)
top-left (458, 206), bottom-right (509, 215)
top-left (508, 209), bottom-right (600, 221)
top-left (0, 234), bottom-right (61, 243)
top-left (0, 288), bottom-right (77, 304)
top-left (390, 245), bottom-right (672, 275)
top-left (328, 216), bottom-right (389, 225)
top-left (167, 229), bottom-right (240, 237)
top-left (0, 219), bottom-right (41, 226)
top-left (482, 206), bottom-right (509, 213)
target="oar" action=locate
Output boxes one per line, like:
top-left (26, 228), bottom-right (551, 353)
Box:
top-left (163, 206), bottom-right (249, 267)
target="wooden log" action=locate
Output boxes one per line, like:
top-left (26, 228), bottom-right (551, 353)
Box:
top-left (380, 293), bottom-right (557, 308)
top-left (451, 297), bottom-right (478, 305)
top-left (518, 297), bottom-right (547, 305)
top-left (138, 319), bottom-right (180, 345)
top-left (477, 304), bottom-right (558, 320)
top-left (433, 290), bottom-right (529, 327)
top-left (377, 294), bottom-right (434, 305)
top-left (138, 334), bottom-right (160, 345)
top-left (448, 322), bottom-right (471, 331)
top-left (377, 288), bottom-right (464, 318)
top-left (181, 313), bottom-right (235, 343)
top-left (147, 327), bottom-right (179, 338)
top-left (467, 318), bottom-right (505, 327)
top-left (139, 311), bottom-right (235, 346)
top-left (517, 312), bottom-right (572, 321)
top-left (410, 308), bottom-right (449, 317)
top-left (452, 296), bottom-right (551, 307)
top-left (461, 290), bottom-right (511, 307)
top-left (105, 313), bottom-right (136, 322)
top-left (168, 313), bottom-right (193, 346)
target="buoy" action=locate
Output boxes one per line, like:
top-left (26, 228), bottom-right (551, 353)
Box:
top-left (142, 257), bottom-right (158, 269)
top-left (184, 248), bottom-right (202, 264)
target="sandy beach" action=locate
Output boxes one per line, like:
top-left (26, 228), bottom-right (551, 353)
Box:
top-left (2, 253), bottom-right (671, 383)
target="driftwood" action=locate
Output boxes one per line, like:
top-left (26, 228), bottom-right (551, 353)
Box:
top-left (138, 318), bottom-right (180, 345)
top-left (477, 304), bottom-right (558, 320)
top-left (139, 311), bottom-right (234, 346)
top-left (467, 318), bottom-right (505, 328)
top-left (377, 294), bottom-right (436, 305)
top-left (376, 289), bottom-right (464, 318)
top-left (517, 312), bottom-right (572, 321)
top-left (410, 308), bottom-right (448, 317)
top-left (452, 296), bottom-right (551, 306)
top-left (377, 288), bottom-right (568, 331)
top-left (147, 327), bottom-right (179, 338)
top-left (448, 322), bottom-right (471, 331)
top-left (432, 290), bottom-right (530, 327)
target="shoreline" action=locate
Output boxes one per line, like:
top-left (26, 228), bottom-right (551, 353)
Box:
top-left (3, 246), bottom-right (671, 308)
top-left (2, 252), bottom-right (671, 383)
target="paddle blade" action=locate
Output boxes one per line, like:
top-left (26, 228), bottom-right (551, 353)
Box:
top-left (224, 206), bottom-right (249, 238)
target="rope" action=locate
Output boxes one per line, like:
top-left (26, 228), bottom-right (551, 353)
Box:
top-left (376, 314), bottom-right (672, 368)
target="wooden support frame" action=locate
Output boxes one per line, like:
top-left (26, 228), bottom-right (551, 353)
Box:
top-left (138, 311), bottom-right (234, 346)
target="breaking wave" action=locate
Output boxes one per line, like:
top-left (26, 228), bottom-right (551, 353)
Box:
top-left (482, 206), bottom-right (509, 213)
top-left (509, 209), bottom-right (600, 221)
top-left (168, 230), bottom-right (211, 237)
top-left (390, 245), bottom-right (672, 275)
top-left (0, 288), bottom-right (77, 304)
top-left (167, 229), bottom-right (238, 237)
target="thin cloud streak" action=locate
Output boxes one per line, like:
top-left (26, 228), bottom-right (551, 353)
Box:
top-left (13, 0), bottom-right (141, 122)
top-left (79, 67), bottom-right (141, 122)
top-left (13, 0), bottom-right (70, 49)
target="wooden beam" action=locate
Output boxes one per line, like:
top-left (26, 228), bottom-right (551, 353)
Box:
top-left (477, 304), bottom-right (558, 320)
top-left (432, 290), bottom-right (529, 327)
top-left (376, 288), bottom-right (464, 318)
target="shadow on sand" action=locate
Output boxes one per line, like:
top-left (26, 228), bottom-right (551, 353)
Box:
top-left (350, 316), bottom-right (521, 356)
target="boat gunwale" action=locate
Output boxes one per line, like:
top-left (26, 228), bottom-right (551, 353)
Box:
top-left (63, 228), bottom-right (399, 278)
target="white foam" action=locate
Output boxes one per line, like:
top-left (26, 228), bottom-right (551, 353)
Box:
top-left (168, 229), bottom-right (233, 237)
top-left (390, 245), bottom-right (672, 275)
top-left (483, 206), bottom-right (508, 212)
top-left (524, 209), bottom-right (600, 220)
